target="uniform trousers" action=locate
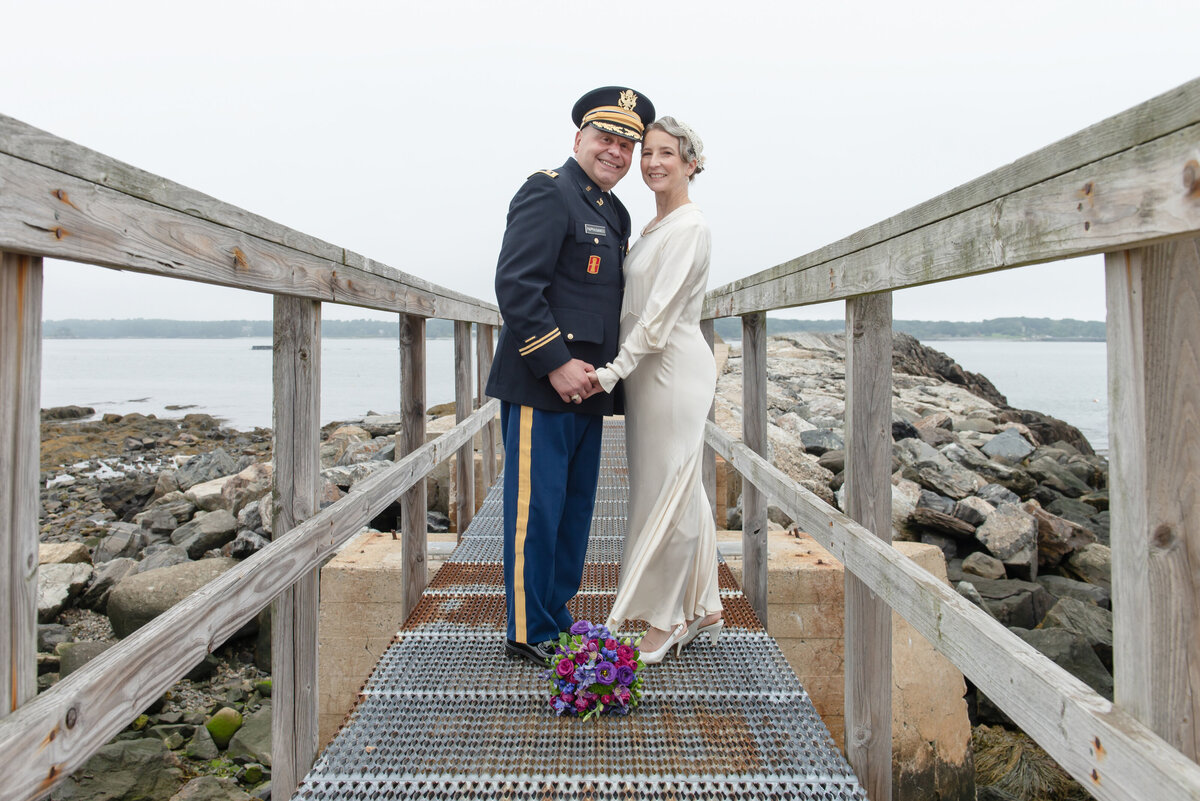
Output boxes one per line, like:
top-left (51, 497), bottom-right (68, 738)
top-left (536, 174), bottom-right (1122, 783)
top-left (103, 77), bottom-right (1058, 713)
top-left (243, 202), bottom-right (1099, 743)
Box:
top-left (501, 401), bottom-right (602, 644)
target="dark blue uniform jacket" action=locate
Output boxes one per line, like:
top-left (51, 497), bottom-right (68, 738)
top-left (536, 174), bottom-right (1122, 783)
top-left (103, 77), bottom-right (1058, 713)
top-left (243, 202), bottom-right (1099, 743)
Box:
top-left (485, 157), bottom-right (629, 415)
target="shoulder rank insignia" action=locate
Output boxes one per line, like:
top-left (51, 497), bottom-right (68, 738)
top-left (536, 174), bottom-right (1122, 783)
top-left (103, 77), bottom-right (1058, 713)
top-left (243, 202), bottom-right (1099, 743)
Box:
top-left (529, 169), bottom-right (559, 179)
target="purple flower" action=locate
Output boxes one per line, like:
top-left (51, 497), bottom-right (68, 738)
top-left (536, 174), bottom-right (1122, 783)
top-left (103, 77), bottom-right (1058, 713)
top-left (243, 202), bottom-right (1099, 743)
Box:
top-left (595, 661), bottom-right (617, 685)
top-left (615, 685), bottom-right (632, 704)
top-left (570, 620), bottom-right (592, 636)
top-left (615, 665), bottom-right (635, 686)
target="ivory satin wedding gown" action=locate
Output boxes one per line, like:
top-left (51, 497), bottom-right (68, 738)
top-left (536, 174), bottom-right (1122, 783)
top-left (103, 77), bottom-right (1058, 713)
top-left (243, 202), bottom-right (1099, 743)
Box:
top-left (594, 203), bottom-right (722, 632)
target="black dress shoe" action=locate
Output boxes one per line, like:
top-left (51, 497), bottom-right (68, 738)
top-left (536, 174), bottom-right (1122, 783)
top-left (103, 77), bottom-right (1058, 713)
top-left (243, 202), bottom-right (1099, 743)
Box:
top-left (504, 638), bottom-right (556, 665)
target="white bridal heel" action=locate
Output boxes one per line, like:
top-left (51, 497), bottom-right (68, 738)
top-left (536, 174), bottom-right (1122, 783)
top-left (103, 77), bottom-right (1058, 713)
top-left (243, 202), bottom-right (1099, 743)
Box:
top-left (677, 616), bottom-right (724, 652)
top-left (638, 622), bottom-right (689, 665)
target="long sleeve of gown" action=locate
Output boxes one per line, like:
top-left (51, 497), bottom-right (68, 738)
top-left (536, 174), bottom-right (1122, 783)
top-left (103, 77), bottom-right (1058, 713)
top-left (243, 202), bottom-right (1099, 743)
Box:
top-left (594, 218), bottom-right (710, 393)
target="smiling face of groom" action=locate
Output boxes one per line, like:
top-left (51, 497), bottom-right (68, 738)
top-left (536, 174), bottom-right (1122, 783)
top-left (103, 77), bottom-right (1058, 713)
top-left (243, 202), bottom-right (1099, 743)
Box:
top-left (573, 125), bottom-right (636, 192)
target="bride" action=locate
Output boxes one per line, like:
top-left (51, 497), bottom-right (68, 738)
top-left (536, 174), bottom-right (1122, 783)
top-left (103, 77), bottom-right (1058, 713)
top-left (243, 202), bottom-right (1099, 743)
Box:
top-left (589, 117), bottom-right (723, 663)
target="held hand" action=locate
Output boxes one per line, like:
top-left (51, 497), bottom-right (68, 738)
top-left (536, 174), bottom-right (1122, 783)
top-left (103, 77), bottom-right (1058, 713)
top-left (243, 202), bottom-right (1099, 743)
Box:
top-left (548, 359), bottom-right (597, 404)
top-left (585, 371), bottom-right (604, 391)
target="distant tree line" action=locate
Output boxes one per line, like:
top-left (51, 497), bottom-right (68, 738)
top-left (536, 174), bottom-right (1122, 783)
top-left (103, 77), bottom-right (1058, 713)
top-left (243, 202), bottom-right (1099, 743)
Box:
top-left (42, 318), bottom-right (457, 339)
top-left (711, 316), bottom-right (1104, 341)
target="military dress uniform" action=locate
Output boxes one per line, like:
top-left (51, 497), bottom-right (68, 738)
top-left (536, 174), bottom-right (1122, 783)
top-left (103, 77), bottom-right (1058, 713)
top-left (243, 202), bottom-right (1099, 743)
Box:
top-left (485, 86), bottom-right (653, 653)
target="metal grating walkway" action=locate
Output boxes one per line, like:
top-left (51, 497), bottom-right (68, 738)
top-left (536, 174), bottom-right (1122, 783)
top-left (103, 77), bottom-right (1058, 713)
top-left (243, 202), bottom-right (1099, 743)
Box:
top-left (296, 421), bottom-right (866, 800)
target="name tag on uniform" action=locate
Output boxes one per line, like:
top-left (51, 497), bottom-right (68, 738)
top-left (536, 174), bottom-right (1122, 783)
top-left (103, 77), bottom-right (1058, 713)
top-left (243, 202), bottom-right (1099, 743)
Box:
top-left (585, 224), bottom-right (607, 237)
top-left (587, 255), bottom-right (601, 274)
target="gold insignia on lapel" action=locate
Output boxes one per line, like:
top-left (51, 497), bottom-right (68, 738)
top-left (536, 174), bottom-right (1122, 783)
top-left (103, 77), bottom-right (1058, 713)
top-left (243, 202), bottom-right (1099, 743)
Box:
top-left (597, 198), bottom-right (604, 206)
top-left (618, 90), bottom-right (638, 111)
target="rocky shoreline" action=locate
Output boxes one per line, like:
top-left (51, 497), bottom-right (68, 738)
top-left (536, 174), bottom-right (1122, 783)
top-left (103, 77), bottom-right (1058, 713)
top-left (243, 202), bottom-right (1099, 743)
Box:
top-left (35, 333), bottom-right (1109, 801)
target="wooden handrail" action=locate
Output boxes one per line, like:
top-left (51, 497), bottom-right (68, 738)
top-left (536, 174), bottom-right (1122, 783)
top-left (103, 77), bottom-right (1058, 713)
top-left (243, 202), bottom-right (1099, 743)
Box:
top-left (705, 422), bottom-right (1200, 801)
top-left (0, 401), bottom-right (498, 801)
top-left (703, 77), bottom-right (1200, 318)
top-left (0, 115), bottom-right (500, 326)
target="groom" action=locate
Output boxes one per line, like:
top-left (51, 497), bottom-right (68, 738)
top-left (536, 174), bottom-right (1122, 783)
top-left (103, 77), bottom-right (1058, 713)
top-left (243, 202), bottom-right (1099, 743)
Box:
top-left (485, 86), bottom-right (655, 664)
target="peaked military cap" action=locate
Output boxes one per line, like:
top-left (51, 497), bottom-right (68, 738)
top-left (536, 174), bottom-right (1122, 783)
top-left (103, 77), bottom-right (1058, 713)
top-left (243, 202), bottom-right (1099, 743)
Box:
top-left (572, 86), bottom-right (656, 142)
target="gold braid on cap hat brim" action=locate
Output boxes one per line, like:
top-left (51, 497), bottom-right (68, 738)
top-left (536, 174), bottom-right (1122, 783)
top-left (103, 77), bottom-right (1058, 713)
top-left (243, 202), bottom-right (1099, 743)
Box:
top-left (581, 105), bottom-right (645, 137)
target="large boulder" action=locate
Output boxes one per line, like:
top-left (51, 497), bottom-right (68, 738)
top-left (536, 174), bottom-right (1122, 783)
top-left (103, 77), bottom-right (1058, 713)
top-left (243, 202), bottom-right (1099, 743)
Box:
top-left (184, 475), bottom-right (234, 512)
top-left (170, 510), bottom-right (238, 559)
top-left (134, 545), bottom-right (191, 575)
top-left (1010, 627), bottom-right (1113, 699)
top-left (1039, 597), bottom-right (1113, 671)
top-left (1064, 543), bottom-right (1112, 591)
top-left (967, 578), bottom-right (1054, 629)
top-left (981, 427), bottom-right (1035, 464)
top-left (107, 558), bottom-right (239, 638)
top-left (98, 474), bottom-right (157, 521)
top-left (1026, 456), bottom-right (1092, 498)
top-left (220, 462), bottom-right (273, 514)
top-left (80, 557), bottom-right (137, 612)
top-left (174, 448), bottom-right (237, 490)
top-left (38, 563), bottom-right (93, 622)
top-left (94, 523), bottom-right (148, 563)
top-left (226, 702), bottom-right (272, 766)
top-left (168, 776), bottom-right (252, 801)
top-left (1036, 575), bottom-right (1110, 609)
top-left (1022, 500), bottom-right (1096, 567)
top-left (975, 504), bottom-right (1038, 579)
top-left (49, 738), bottom-right (183, 801)
top-left (39, 542), bottom-right (91, 565)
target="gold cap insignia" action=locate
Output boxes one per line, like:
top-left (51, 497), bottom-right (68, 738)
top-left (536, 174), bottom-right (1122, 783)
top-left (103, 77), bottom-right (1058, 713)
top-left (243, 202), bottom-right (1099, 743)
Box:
top-left (618, 90), bottom-right (638, 111)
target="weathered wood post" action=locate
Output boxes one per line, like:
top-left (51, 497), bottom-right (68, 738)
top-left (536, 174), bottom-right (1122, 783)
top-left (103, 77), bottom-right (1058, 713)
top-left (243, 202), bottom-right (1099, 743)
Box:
top-left (843, 293), bottom-right (894, 800)
top-left (270, 295), bottom-right (321, 795)
top-left (741, 312), bottom-right (768, 625)
top-left (1106, 240), bottom-right (1200, 762)
top-left (477, 323), bottom-right (497, 489)
top-left (701, 318), bottom-right (717, 519)
top-left (399, 314), bottom-right (428, 618)
top-left (0, 252), bottom-right (41, 717)
top-left (454, 321), bottom-right (475, 539)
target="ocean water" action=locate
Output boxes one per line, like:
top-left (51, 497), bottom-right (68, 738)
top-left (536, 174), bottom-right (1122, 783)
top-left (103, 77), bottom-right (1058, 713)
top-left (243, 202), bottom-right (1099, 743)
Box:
top-left (40, 337), bottom-right (1109, 453)
top-left (40, 338), bottom-right (466, 431)
top-left (927, 340), bottom-right (1107, 453)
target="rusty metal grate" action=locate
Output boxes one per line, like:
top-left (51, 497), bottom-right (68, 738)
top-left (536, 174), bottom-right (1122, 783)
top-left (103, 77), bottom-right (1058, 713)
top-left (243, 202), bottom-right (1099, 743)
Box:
top-left (296, 420), bottom-right (864, 801)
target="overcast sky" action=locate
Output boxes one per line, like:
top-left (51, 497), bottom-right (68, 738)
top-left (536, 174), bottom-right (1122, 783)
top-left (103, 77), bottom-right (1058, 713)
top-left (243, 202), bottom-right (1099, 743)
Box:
top-left (5, 1), bottom-right (1197, 323)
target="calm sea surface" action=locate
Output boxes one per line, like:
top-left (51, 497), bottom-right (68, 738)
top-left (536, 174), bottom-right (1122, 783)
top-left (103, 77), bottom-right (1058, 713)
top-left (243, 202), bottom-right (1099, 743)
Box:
top-left (40, 338), bottom-right (465, 431)
top-left (40, 337), bottom-right (1108, 453)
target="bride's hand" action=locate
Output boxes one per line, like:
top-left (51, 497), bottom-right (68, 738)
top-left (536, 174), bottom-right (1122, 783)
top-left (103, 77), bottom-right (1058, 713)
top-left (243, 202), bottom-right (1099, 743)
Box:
top-left (585, 371), bottom-right (601, 389)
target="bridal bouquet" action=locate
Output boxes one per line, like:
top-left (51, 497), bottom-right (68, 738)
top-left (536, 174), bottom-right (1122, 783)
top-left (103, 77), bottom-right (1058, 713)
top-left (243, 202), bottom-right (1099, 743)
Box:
top-left (543, 620), bottom-right (644, 719)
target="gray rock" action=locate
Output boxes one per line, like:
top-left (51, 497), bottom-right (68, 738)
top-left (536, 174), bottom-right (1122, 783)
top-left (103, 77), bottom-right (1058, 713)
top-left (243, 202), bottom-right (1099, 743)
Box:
top-left (49, 738), bottom-right (183, 801)
top-left (892, 420), bottom-right (919, 441)
top-left (969, 578), bottom-right (1054, 629)
top-left (903, 460), bottom-right (984, 500)
top-left (38, 562), bottom-right (94, 622)
top-left (175, 448), bottom-right (237, 490)
top-left (135, 506), bottom-right (183, 535)
top-left (1065, 543), bottom-right (1112, 591)
top-left (57, 641), bottom-right (114, 677)
top-left (236, 501), bottom-right (263, 532)
top-left (140, 492), bottom-right (198, 525)
top-left (153, 469), bottom-right (180, 499)
top-left (909, 507), bottom-right (976, 540)
top-left (183, 727), bottom-right (221, 762)
top-left (219, 462), bottom-right (273, 514)
top-left (816, 449), bottom-right (844, 474)
top-left (38, 623), bottom-right (73, 652)
top-left (953, 417), bottom-right (997, 434)
top-left (170, 509), bottom-right (238, 559)
top-left (1027, 456), bottom-right (1091, 498)
top-left (975, 504), bottom-right (1038, 578)
top-left (917, 490), bottom-right (956, 515)
top-left (360, 413), bottom-right (405, 437)
top-left (81, 557), bottom-right (138, 611)
top-left (893, 437), bottom-right (942, 467)
top-left (981, 427), bottom-right (1035, 463)
top-left (321, 459), bottom-right (393, 490)
top-left (977, 483), bottom-right (1020, 507)
top-left (107, 558), bottom-right (240, 638)
top-left (1009, 627), bottom-right (1113, 699)
top-left (955, 581), bottom-right (986, 609)
top-left (1046, 496), bottom-right (1099, 528)
top-left (953, 496), bottom-right (994, 527)
top-left (94, 523), bottom-right (148, 563)
top-left (134, 545), bottom-right (191, 575)
top-left (1036, 575), bottom-right (1110, 609)
top-left (226, 702), bottom-right (272, 766)
top-left (798, 428), bottom-right (843, 456)
top-left (229, 529), bottom-right (270, 559)
top-left (919, 532), bottom-right (958, 560)
top-left (98, 473), bottom-right (157, 521)
top-left (169, 776), bottom-right (251, 801)
top-left (962, 551), bottom-right (1006, 580)
top-left (1039, 596), bottom-right (1113, 671)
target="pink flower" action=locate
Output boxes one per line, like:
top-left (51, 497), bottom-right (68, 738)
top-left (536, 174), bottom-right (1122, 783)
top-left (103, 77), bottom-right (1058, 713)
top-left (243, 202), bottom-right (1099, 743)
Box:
top-left (605, 639), bottom-right (618, 650)
top-left (602, 694), bottom-right (614, 705)
top-left (586, 641), bottom-right (599, 652)
top-left (562, 692), bottom-right (574, 704)
top-left (617, 645), bottom-right (636, 662)
top-left (575, 698), bottom-right (589, 712)
top-left (555, 659), bottom-right (575, 678)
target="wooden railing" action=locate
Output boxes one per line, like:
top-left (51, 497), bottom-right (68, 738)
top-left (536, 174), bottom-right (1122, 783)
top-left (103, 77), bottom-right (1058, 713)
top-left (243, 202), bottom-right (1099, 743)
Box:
top-left (0, 113), bottom-right (501, 801)
top-left (703, 77), bottom-right (1200, 800)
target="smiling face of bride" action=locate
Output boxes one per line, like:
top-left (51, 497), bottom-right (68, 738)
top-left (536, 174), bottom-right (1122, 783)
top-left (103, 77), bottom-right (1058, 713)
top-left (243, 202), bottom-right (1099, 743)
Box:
top-left (640, 129), bottom-right (696, 196)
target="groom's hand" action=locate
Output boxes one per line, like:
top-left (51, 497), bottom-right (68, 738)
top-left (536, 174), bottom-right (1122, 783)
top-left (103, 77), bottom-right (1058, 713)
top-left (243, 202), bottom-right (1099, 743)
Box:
top-left (549, 359), bottom-right (597, 404)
